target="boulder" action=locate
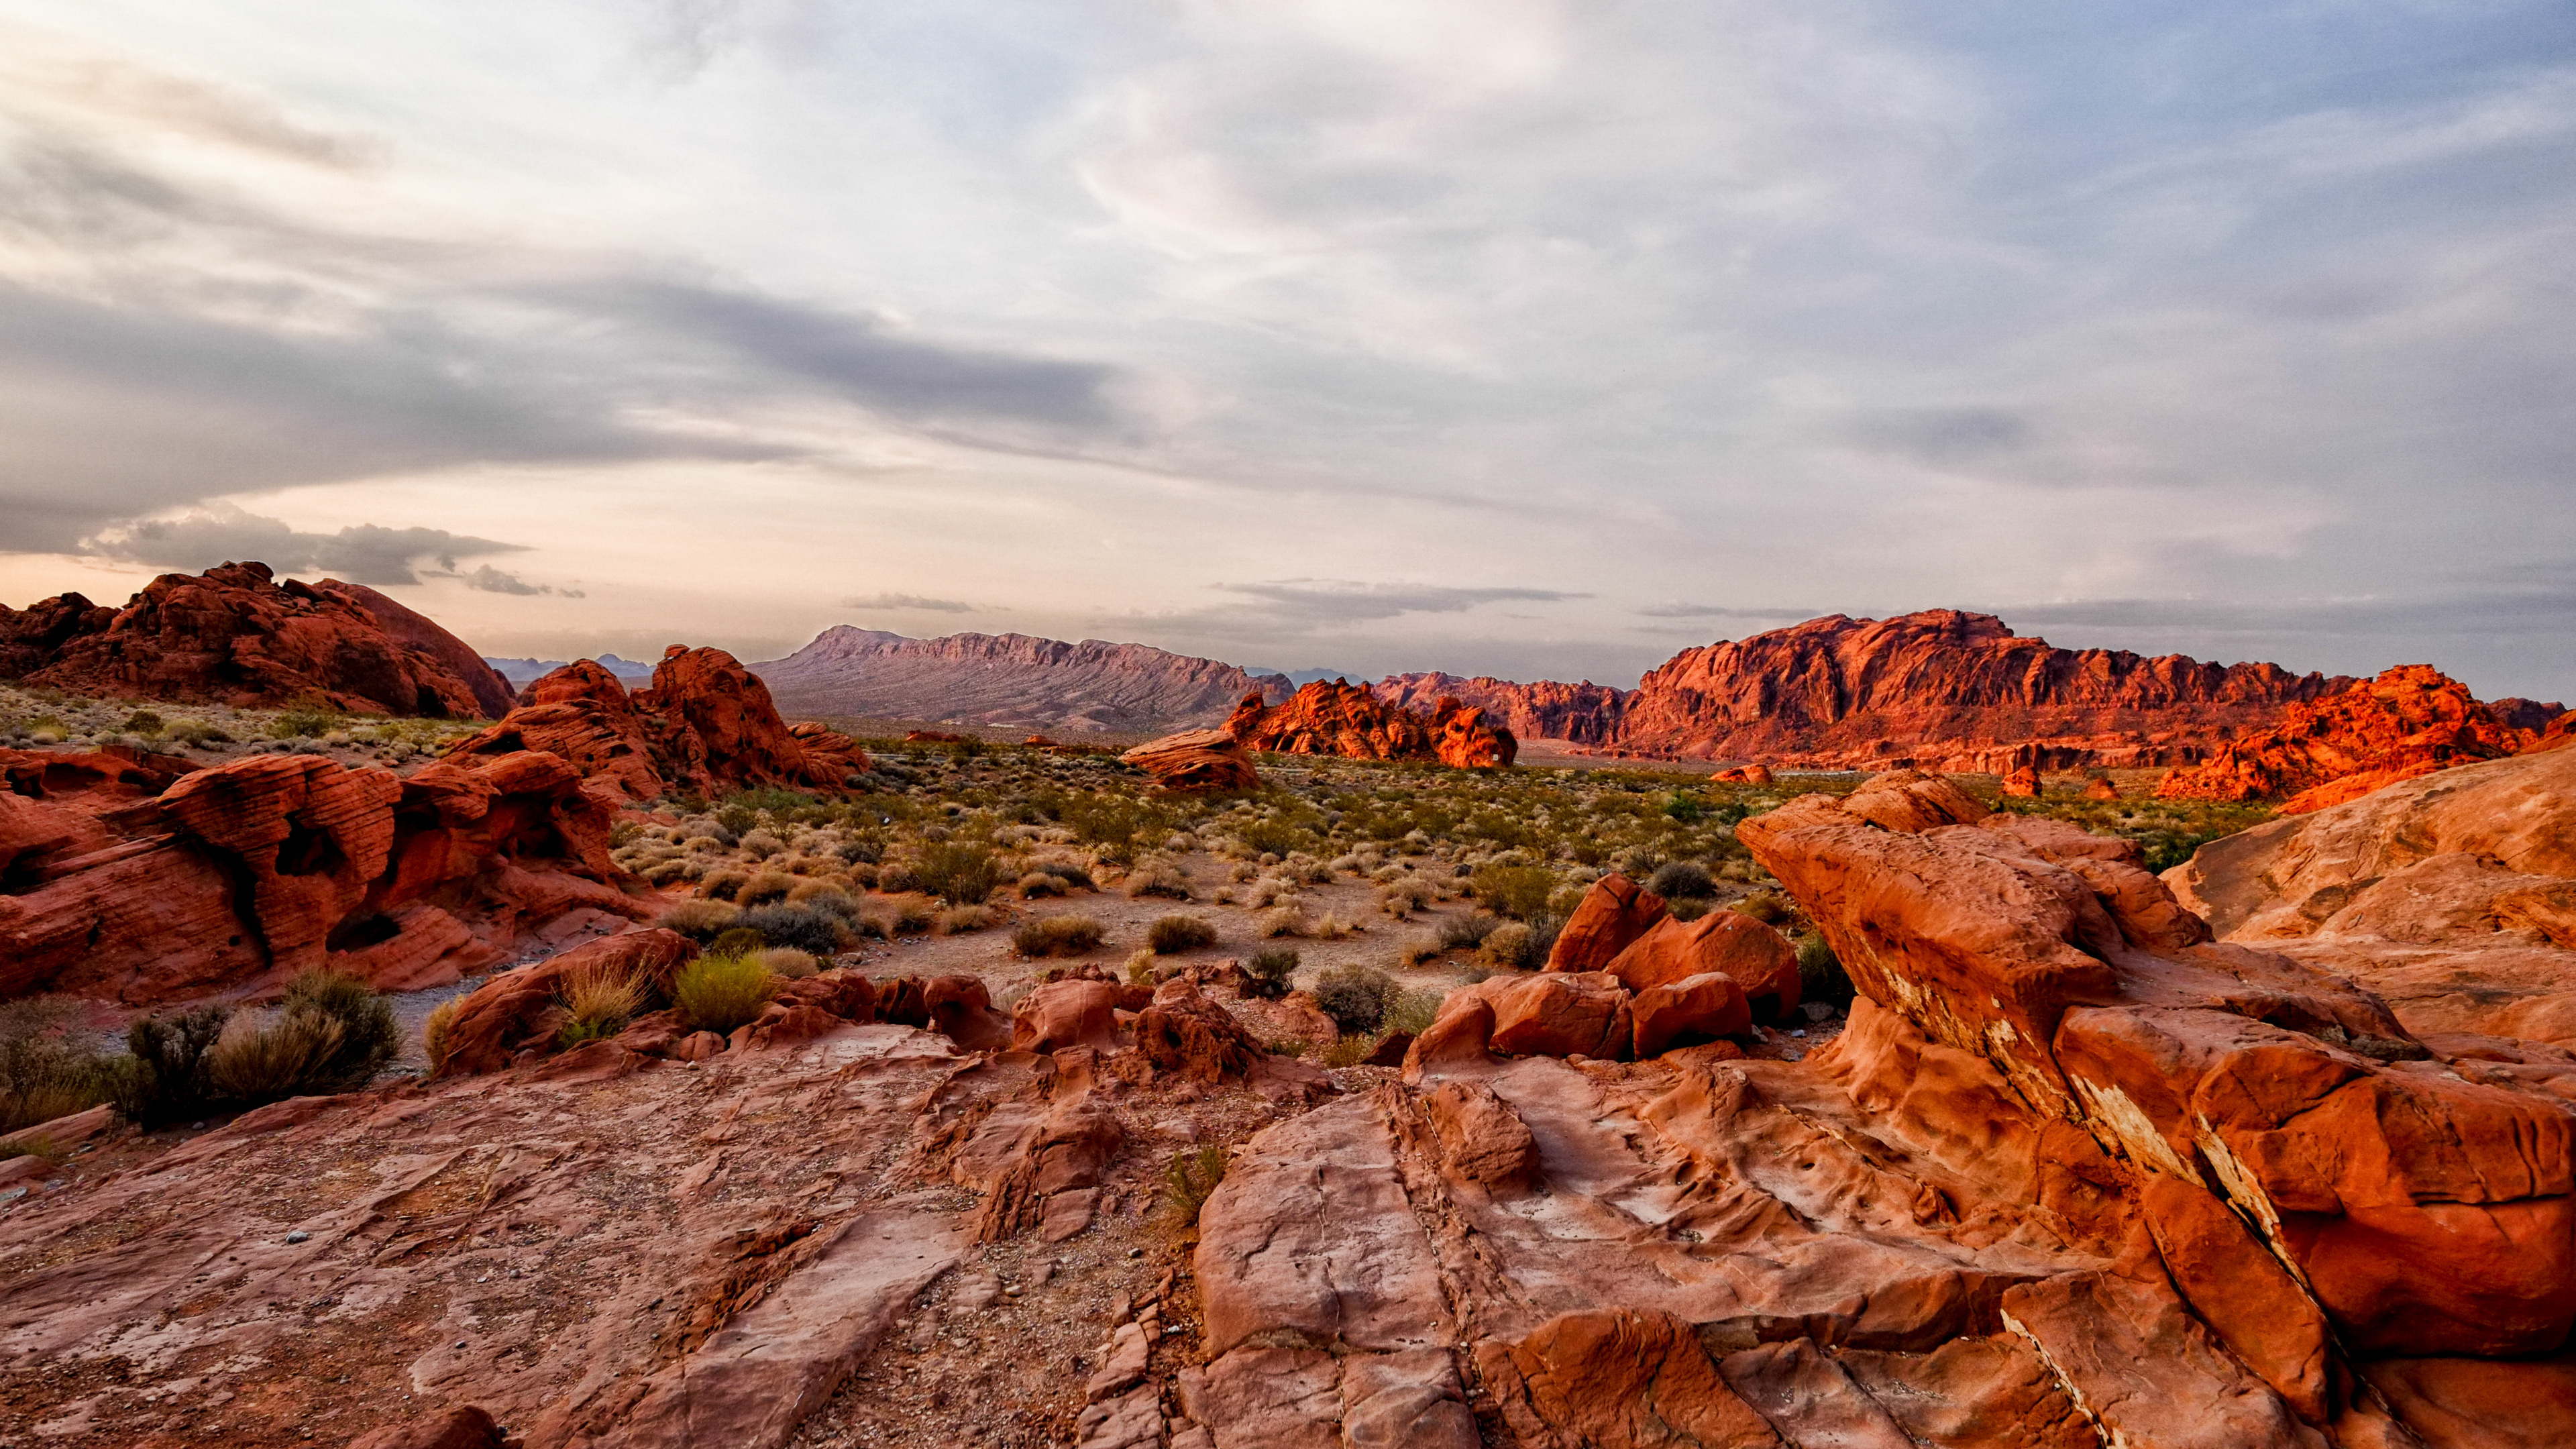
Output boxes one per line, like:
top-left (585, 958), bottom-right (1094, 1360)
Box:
top-left (1118, 729), bottom-right (1259, 796)
top-left (1545, 873), bottom-right (1668, 973)
top-left (1011, 979), bottom-right (1124, 1053)
top-left (1715, 763), bottom-right (1776, 784)
top-left (1134, 978), bottom-right (1265, 1084)
top-left (1486, 972), bottom-right (1633, 1059)
top-left (1601, 910), bottom-right (1801, 1020)
top-left (0, 561), bottom-right (510, 717)
top-left (1629, 973), bottom-right (1753, 1058)
top-left (925, 975), bottom-right (1012, 1053)
top-left (1225, 682), bottom-right (1514, 769)
top-left (2082, 775), bottom-right (2121, 801)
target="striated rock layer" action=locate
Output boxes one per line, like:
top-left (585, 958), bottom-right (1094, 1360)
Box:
top-left (753, 626), bottom-right (1293, 734)
top-left (0, 745), bottom-right (645, 1004)
top-left (1611, 609), bottom-right (2351, 770)
top-left (1226, 680), bottom-right (1517, 769)
top-left (2156, 663), bottom-right (2538, 811)
top-left (1185, 767), bottom-right (2576, 1448)
top-left (443, 647), bottom-right (871, 802)
top-left (0, 561), bottom-right (514, 718)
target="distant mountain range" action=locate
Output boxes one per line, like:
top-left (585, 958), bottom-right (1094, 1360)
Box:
top-left (484, 653), bottom-right (657, 688)
top-left (752, 628), bottom-right (1297, 735)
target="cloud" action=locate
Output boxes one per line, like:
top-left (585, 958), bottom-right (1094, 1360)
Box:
top-left (458, 564), bottom-right (584, 598)
top-left (0, 30), bottom-right (383, 168)
top-left (1634, 602), bottom-right (1825, 620)
top-left (1841, 409), bottom-right (2032, 466)
top-left (83, 504), bottom-right (523, 585)
top-left (1214, 580), bottom-right (1587, 625)
top-left (841, 592), bottom-right (977, 613)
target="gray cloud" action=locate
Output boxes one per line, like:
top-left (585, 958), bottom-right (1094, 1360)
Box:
top-left (1842, 408), bottom-right (2032, 466)
top-left (83, 504), bottom-right (523, 585)
top-left (842, 592), bottom-right (977, 612)
top-left (456, 564), bottom-right (584, 598)
top-left (1635, 602), bottom-right (1826, 620)
top-left (1214, 580), bottom-right (1587, 625)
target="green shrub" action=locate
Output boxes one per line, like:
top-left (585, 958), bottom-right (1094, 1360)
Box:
top-left (1313, 965), bottom-right (1398, 1035)
top-left (122, 709), bottom-right (165, 737)
top-left (1147, 915), bottom-right (1218, 954)
top-left (118, 1005), bottom-right (231, 1124)
top-left (1159, 1144), bottom-right (1228, 1235)
top-left (1245, 947), bottom-right (1299, 1000)
top-left (167, 719), bottom-right (230, 747)
top-left (673, 952), bottom-right (779, 1035)
top-left (913, 841), bottom-right (1000, 904)
top-left (268, 710), bottom-right (339, 740)
top-left (556, 961), bottom-right (645, 1049)
top-left (1799, 934), bottom-right (1856, 1008)
top-left (1648, 861), bottom-right (1715, 901)
top-left (1385, 987), bottom-right (1446, 1038)
top-left (1469, 865), bottom-right (1554, 921)
top-left (1013, 914), bottom-right (1106, 957)
top-left (710, 925), bottom-right (766, 957)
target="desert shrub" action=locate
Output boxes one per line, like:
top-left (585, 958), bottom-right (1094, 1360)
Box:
top-left (279, 969), bottom-right (399, 1088)
top-left (1666, 897), bottom-right (1713, 922)
top-left (1483, 917), bottom-right (1560, 971)
top-left (1147, 915), bottom-right (1218, 954)
top-left (119, 1005), bottom-right (230, 1124)
top-left (167, 719), bottom-right (230, 747)
top-left (756, 947), bottom-right (820, 979)
top-left (1313, 965), bottom-right (1399, 1035)
top-left (785, 879), bottom-right (857, 913)
top-left (1320, 1033), bottom-right (1379, 1069)
top-left (837, 833), bottom-right (885, 865)
top-left (736, 903), bottom-right (849, 955)
top-left (714, 804), bottom-right (759, 837)
top-left (913, 841), bottom-right (1000, 904)
top-left (738, 869), bottom-right (798, 906)
top-left (1256, 906), bottom-right (1305, 938)
top-left (1438, 912), bottom-right (1503, 951)
top-left (1397, 933), bottom-right (1443, 966)
top-left (1308, 911), bottom-right (1353, 940)
top-left (556, 961), bottom-right (644, 1048)
top-left (1124, 949), bottom-right (1159, 987)
top-left (0, 998), bottom-right (122, 1135)
top-left (423, 1000), bottom-right (460, 1073)
top-left (700, 868), bottom-right (751, 902)
top-left (1245, 947), bottom-right (1299, 1000)
top-left (1799, 934), bottom-right (1856, 1008)
top-left (936, 904), bottom-right (999, 935)
top-left (268, 710), bottom-right (338, 740)
top-left (1481, 921), bottom-right (1531, 966)
top-left (203, 1010), bottom-right (346, 1103)
top-left (1470, 864), bottom-right (1556, 921)
top-left (1013, 914), bottom-right (1106, 957)
top-left (710, 926), bottom-right (766, 957)
top-left (1386, 987), bottom-right (1446, 1038)
top-left (122, 709), bottom-right (165, 737)
top-left (888, 896), bottom-right (936, 934)
top-left (1034, 861), bottom-right (1097, 891)
top-left (672, 952), bottom-right (778, 1034)
top-left (1648, 861), bottom-right (1715, 901)
top-left (738, 828), bottom-right (786, 860)
top-left (874, 861), bottom-right (919, 894)
top-left (1159, 1143), bottom-right (1229, 1235)
top-left (1125, 863), bottom-right (1192, 900)
top-left (1017, 871), bottom-right (1065, 898)
top-left (1729, 892), bottom-right (1788, 926)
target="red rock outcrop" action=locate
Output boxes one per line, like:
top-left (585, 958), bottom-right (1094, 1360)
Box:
top-left (1118, 728), bottom-right (1260, 796)
top-left (753, 625), bottom-right (1295, 735)
top-left (1611, 609), bottom-right (2351, 770)
top-left (2157, 664), bottom-right (2536, 810)
top-left (0, 744), bottom-right (646, 1004)
top-left (1371, 672), bottom-right (1626, 744)
top-left (1225, 680), bottom-right (1517, 769)
top-left (0, 561), bottom-right (513, 718)
top-left (1546, 873), bottom-right (1668, 972)
top-left (443, 647), bottom-right (870, 802)
top-left (1600, 910), bottom-right (1802, 1021)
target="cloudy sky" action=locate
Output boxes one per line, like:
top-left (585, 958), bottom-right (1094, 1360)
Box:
top-left (3, 1), bottom-right (2572, 699)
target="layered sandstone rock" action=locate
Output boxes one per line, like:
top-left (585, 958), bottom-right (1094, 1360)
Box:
top-left (1371, 672), bottom-right (1626, 745)
top-left (1611, 609), bottom-right (2349, 770)
top-left (0, 744), bottom-right (645, 1003)
top-left (0, 561), bottom-right (513, 718)
top-left (1118, 728), bottom-right (1260, 795)
top-left (2157, 663), bottom-right (2536, 810)
top-left (753, 625), bottom-right (1294, 735)
top-left (1226, 680), bottom-right (1517, 769)
top-left (444, 647), bottom-right (871, 802)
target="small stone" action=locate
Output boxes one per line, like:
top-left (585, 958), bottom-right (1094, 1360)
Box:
top-left (284, 1231), bottom-right (310, 1244)
top-left (1126, 1247), bottom-right (1146, 1260)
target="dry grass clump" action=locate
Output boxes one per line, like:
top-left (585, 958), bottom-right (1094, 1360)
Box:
top-left (0, 998), bottom-right (121, 1135)
top-left (738, 869), bottom-right (798, 906)
top-left (1245, 947), bottom-right (1298, 1000)
top-left (556, 961), bottom-right (645, 1048)
top-left (1256, 906), bottom-right (1306, 938)
top-left (936, 904), bottom-right (1000, 935)
top-left (1017, 871), bottom-right (1067, 898)
top-left (204, 1010), bottom-right (345, 1102)
top-left (1147, 914), bottom-right (1218, 953)
top-left (887, 895), bottom-right (936, 935)
top-left (913, 841), bottom-right (1000, 904)
top-left (1438, 912), bottom-right (1503, 951)
top-left (655, 898), bottom-right (741, 943)
top-left (756, 947), bottom-right (820, 979)
top-left (1378, 878), bottom-right (1435, 918)
top-left (1124, 861), bottom-right (1193, 900)
top-left (673, 952), bottom-right (778, 1035)
top-left (1159, 1144), bottom-right (1229, 1238)
top-left (424, 1000), bottom-right (460, 1073)
top-left (1013, 913), bottom-right (1106, 957)
top-left (1308, 911), bottom-right (1354, 941)
top-left (1397, 932), bottom-right (1443, 966)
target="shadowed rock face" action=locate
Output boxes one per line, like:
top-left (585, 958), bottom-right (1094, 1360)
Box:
top-left (442, 647), bottom-right (872, 802)
top-left (1225, 680), bottom-right (1517, 769)
top-left (1373, 672), bottom-right (1628, 745)
top-left (1610, 608), bottom-right (2351, 770)
top-left (753, 625), bottom-right (1296, 734)
top-left (0, 745), bottom-right (645, 1003)
top-left (0, 561), bottom-right (513, 718)
top-left (2157, 663), bottom-right (2540, 810)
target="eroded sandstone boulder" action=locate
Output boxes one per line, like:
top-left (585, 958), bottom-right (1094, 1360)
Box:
top-left (1226, 680), bottom-right (1515, 769)
top-left (2157, 663), bottom-right (2536, 810)
top-left (1118, 729), bottom-right (1259, 796)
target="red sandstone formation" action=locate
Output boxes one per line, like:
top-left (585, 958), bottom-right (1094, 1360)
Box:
top-left (1, 744), bottom-right (645, 1003)
top-left (2157, 663), bottom-right (2536, 811)
top-left (443, 647), bottom-right (871, 802)
top-left (1715, 763), bottom-right (1774, 784)
top-left (0, 561), bottom-right (514, 718)
top-left (1118, 728), bottom-right (1260, 795)
top-left (1372, 672), bottom-right (1626, 744)
top-left (1544, 872), bottom-right (1667, 972)
top-left (753, 625), bottom-right (1293, 735)
top-left (1612, 608), bottom-right (2350, 770)
top-left (1226, 680), bottom-right (1517, 769)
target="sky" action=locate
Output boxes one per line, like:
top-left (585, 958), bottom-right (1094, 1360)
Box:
top-left (1, 1), bottom-right (2572, 700)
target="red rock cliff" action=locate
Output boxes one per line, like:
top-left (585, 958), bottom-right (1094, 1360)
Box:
top-left (2156, 663), bottom-right (2536, 812)
top-left (1226, 680), bottom-right (1515, 769)
top-left (0, 561), bottom-right (513, 718)
top-left (1371, 672), bottom-right (1625, 745)
top-left (1612, 608), bottom-right (2350, 769)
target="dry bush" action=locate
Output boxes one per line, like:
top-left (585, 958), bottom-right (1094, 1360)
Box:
top-left (1666, 897), bottom-right (1713, 922)
top-left (0, 998), bottom-right (121, 1135)
top-left (203, 1008), bottom-right (345, 1103)
top-left (423, 1000), bottom-right (460, 1073)
top-left (654, 898), bottom-right (741, 943)
top-left (1013, 914), bottom-right (1106, 957)
top-left (1438, 912), bottom-right (1503, 951)
top-left (1159, 1144), bottom-right (1230, 1238)
top-left (1397, 933), bottom-right (1443, 966)
top-left (1245, 947), bottom-right (1298, 1000)
top-left (887, 896), bottom-right (936, 935)
top-left (673, 953), bottom-right (777, 1035)
top-left (756, 947), bottom-right (820, 979)
top-left (1309, 911), bottom-right (1354, 941)
top-left (1147, 915), bottom-right (1218, 953)
top-left (1256, 906), bottom-right (1306, 938)
top-left (786, 879), bottom-right (857, 910)
top-left (738, 829), bottom-right (786, 859)
top-left (1313, 964), bottom-right (1397, 1034)
top-left (700, 867), bottom-right (751, 901)
top-left (1481, 922), bottom-right (1532, 967)
top-left (739, 869), bottom-right (798, 906)
top-left (914, 841), bottom-right (1000, 904)
top-left (1017, 871), bottom-right (1066, 898)
top-left (1124, 949), bottom-right (1159, 987)
top-left (936, 904), bottom-right (1000, 935)
top-left (556, 961), bottom-right (644, 1048)
top-left (1124, 863), bottom-right (1192, 900)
